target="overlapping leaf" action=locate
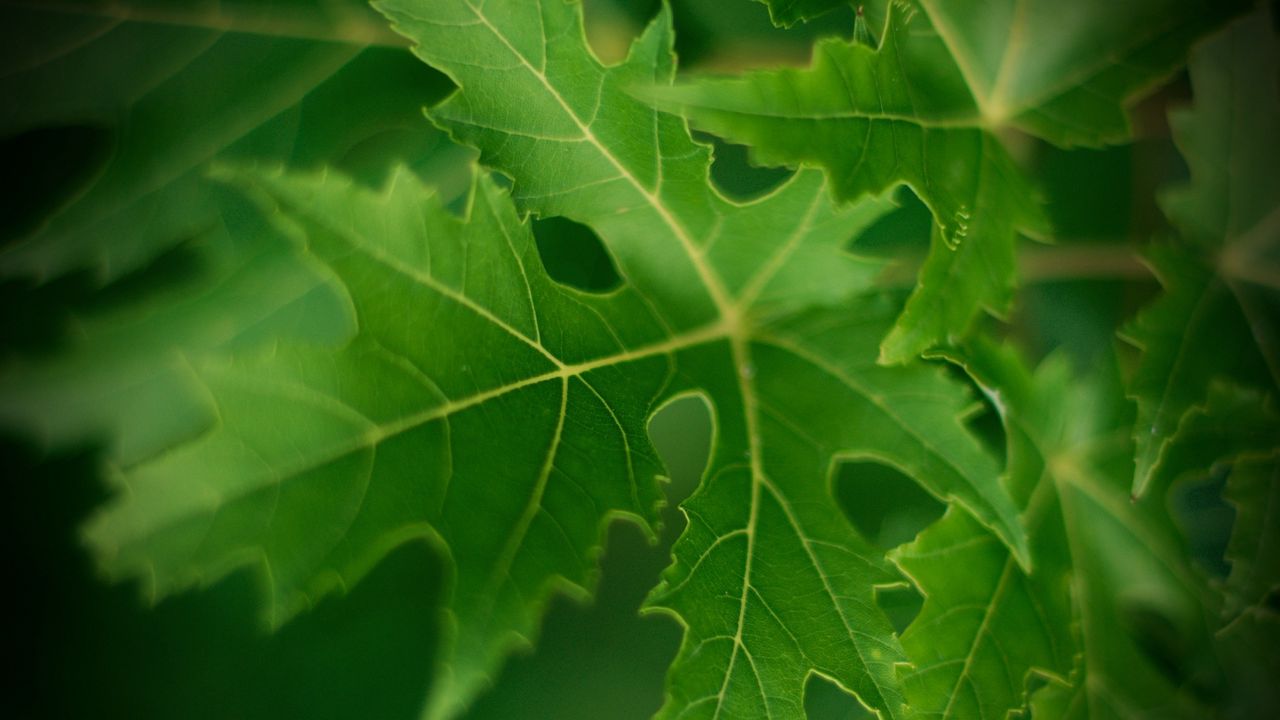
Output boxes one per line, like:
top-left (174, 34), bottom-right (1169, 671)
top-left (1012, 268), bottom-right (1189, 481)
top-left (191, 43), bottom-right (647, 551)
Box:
top-left (653, 1), bottom-right (1047, 363)
top-left (654, 0), bottom-right (1245, 362)
top-left (907, 341), bottom-right (1226, 719)
top-left (0, 0), bottom-right (474, 462)
top-left (0, 0), bottom-right (470, 282)
top-left (890, 8), bottom-right (1280, 712)
top-left (894, 342), bottom-right (1074, 720)
top-left (754, 0), bottom-right (1245, 146)
top-left (1124, 8), bottom-right (1280, 497)
top-left (61, 1), bottom-right (1035, 718)
top-left (87, 165), bottom-right (686, 718)
top-left (6, 1), bottom-right (1270, 719)
top-left (1162, 387), bottom-right (1280, 713)
top-left (1126, 28), bottom-right (1280, 708)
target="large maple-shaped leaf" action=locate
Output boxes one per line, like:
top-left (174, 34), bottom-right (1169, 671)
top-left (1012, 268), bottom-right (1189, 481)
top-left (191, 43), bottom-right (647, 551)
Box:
top-left (754, 0), bottom-right (1244, 145)
top-left (907, 341), bottom-right (1225, 719)
top-left (654, 0), bottom-right (1245, 362)
top-left (905, 0), bottom-right (1246, 146)
top-left (87, 166), bottom-right (686, 717)
top-left (0, 0), bottom-right (471, 283)
top-left (78, 2), bottom-right (1030, 719)
top-left (653, 2), bottom-right (1046, 363)
top-left (1123, 8), bottom-right (1280, 497)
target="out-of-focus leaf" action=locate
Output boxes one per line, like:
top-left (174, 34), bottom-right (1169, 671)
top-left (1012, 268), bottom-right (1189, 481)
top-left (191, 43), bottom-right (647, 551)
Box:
top-left (919, 340), bottom-right (1226, 719)
top-left (894, 342), bottom-right (1075, 720)
top-left (0, 1), bottom-right (475, 461)
top-left (0, 0), bottom-right (470, 282)
top-left (657, 0), bottom-right (1243, 361)
top-left (753, 0), bottom-right (1244, 145)
top-left (1222, 458), bottom-right (1280, 619)
top-left (653, 2), bottom-right (1047, 362)
top-left (1125, 8), bottom-right (1280, 497)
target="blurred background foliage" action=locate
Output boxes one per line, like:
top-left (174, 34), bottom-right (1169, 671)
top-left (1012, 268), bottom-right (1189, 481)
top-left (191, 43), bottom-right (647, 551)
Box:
top-left (0, 0), bottom-right (1243, 718)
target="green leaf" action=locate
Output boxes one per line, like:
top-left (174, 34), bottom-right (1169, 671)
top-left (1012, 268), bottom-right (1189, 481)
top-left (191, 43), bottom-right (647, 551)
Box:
top-left (752, 0), bottom-right (851, 28)
top-left (1124, 8), bottom-right (1280, 497)
top-left (87, 161), bottom-right (1017, 719)
top-left (655, 0), bottom-right (1244, 362)
top-left (0, 0), bottom-right (470, 283)
top-left (753, 0), bottom-right (1246, 144)
top-left (65, 2), bottom-right (1033, 718)
top-left (918, 341), bottom-right (1225, 719)
top-left (86, 166), bottom-right (683, 717)
top-left (1216, 596), bottom-right (1280, 718)
top-left (1151, 382), bottom-right (1279, 496)
top-left (894, 342), bottom-right (1074, 720)
top-left (0, 1), bottom-right (477, 465)
top-left (1222, 457), bottom-right (1280, 620)
top-left (909, 0), bottom-right (1247, 146)
top-left (0, 174), bottom-right (375, 459)
top-left (11, 2), bottom-right (1265, 718)
top-left (652, 1), bottom-right (1049, 363)
top-left (1216, 460), bottom-right (1280, 716)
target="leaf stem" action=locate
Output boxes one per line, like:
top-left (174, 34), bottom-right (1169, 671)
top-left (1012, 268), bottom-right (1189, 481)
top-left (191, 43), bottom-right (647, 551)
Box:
top-left (876, 244), bottom-right (1153, 288)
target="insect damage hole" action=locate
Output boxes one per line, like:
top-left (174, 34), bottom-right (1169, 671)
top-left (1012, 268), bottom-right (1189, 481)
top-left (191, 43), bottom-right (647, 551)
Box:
top-left (834, 459), bottom-right (945, 551)
top-left (698, 131), bottom-right (794, 202)
top-left (648, 393), bottom-right (714, 512)
top-left (531, 215), bottom-right (622, 293)
top-left (833, 460), bottom-right (942, 633)
top-left (804, 672), bottom-right (876, 720)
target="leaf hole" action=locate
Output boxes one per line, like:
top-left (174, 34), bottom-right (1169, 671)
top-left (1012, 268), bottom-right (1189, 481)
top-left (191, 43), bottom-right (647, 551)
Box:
top-left (875, 584), bottom-right (924, 636)
top-left (943, 360), bottom-right (1008, 461)
top-left (648, 393), bottom-right (714, 510)
top-left (582, 0), bottom-right (661, 65)
top-left (848, 185), bottom-right (932, 258)
top-left (532, 215), bottom-right (622, 293)
top-left (698, 132), bottom-right (794, 201)
top-left (669, 2), bottom-right (856, 71)
top-left (833, 459), bottom-right (945, 550)
top-left (804, 672), bottom-right (875, 720)
top-left (1168, 467), bottom-right (1234, 579)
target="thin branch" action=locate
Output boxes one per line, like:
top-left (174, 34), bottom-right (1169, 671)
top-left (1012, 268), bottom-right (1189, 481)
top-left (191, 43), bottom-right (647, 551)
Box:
top-left (875, 243), bottom-right (1153, 288)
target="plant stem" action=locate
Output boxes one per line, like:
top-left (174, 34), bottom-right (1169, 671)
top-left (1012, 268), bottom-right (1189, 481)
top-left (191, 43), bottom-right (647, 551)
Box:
top-left (875, 244), bottom-right (1153, 288)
